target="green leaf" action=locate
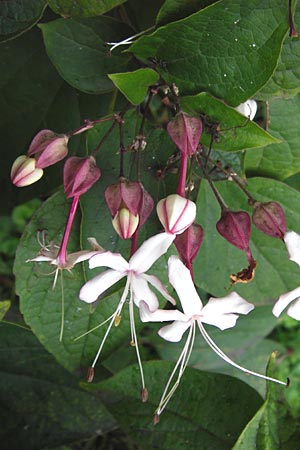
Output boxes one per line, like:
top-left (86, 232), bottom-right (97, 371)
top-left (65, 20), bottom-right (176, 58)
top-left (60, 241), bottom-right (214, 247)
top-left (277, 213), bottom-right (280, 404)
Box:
top-left (194, 177), bottom-right (300, 302)
top-left (40, 17), bottom-right (133, 94)
top-left (108, 69), bottom-right (159, 105)
top-left (180, 93), bottom-right (279, 151)
top-left (14, 190), bottom-right (136, 372)
top-left (0, 300), bottom-right (11, 320)
top-left (48, 0), bottom-right (126, 18)
top-left (257, 2), bottom-right (300, 100)
top-left (156, 306), bottom-right (283, 396)
top-left (156, 0), bottom-right (216, 25)
top-left (98, 361), bottom-right (263, 450)
top-left (0, 323), bottom-right (115, 450)
top-left (0, 0), bottom-right (47, 42)
top-left (130, 0), bottom-right (288, 104)
top-left (245, 96), bottom-right (300, 180)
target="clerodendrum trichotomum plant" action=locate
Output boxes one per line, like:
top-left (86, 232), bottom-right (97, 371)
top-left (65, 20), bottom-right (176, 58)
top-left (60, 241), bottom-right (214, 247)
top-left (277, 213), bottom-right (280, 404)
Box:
top-left (5, 0), bottom-right (300, 449)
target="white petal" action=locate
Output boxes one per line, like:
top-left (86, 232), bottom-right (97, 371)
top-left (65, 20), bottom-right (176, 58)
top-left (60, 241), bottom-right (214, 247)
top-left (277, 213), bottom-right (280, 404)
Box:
top-left (130, 273), bottom-right (159, 311)
top-left (201, 292), bottom-right (254, 317)
top-left (139, 300), bottom-right (187, 323)
top-left (142, 273), bottom-right (176, 305)
top-left (287, 297), bottom-right (300, 320)
top-left (272, 286), bottom-right (300, 317)
top-left (89, 251), bottom-right (128, 272)
top-left (158, 321), bottom-right (191, 342)
top-left (168, 255), bottom-right (203, 316)
top-left (199, 313), bottom-right (239, 330)
top-left (26, 255), bottom-right (54, 263)
top-left (79, 269), bottom-right (125, 303)
top-left (284, 231), bottom-right (300, 265)
top-left (235, 99), bottom-right (257, 120)
top-left (67, 250), bottom-right (99, 266)
top-left (129, 232), bottom-right (175, 273)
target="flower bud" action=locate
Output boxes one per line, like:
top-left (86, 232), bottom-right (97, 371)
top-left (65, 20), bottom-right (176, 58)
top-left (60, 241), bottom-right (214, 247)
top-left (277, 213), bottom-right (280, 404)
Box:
top-left (28, 129), bottom-right (69, 169)
top-left (174, 223), bottom-right (204, 266)
top-left (157, 194), bottom-right (196, 235)
top-left (235, 100), bottom-right (257, 120)
top-left (64, 156), bottom-right (101, 198)
top-left (252, 201), bottom-right (286, 239)
top-left (10, 155), bottom-right (43, 187)
top-left (105, 179), bottom-right (142, 217)
top-left (167, 112), bottom-right (202, 156)
top-left (112, 208), bottom-right (139, 240)
top-left (216, 209), bottom-right (251, 250)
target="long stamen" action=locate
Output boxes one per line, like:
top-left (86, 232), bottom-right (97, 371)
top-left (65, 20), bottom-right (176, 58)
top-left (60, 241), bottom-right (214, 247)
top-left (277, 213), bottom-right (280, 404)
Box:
top-left (198, 321), bottom-right (287, 386)
top-left (128, 286), bottom-right (147, 401)
top-left (73, 313), bottom-right (115, 341)
top-left (155, 323), bottom-right (196, 420)
top-left (107, 26), bottom-right (154, 52)
top-left (90, 277), bottom-right (131, 369)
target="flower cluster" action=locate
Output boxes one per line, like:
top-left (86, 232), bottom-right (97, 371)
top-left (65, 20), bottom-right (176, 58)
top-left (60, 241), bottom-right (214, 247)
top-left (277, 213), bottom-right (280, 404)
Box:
top-left (13, 96), bottom-right (295, 423)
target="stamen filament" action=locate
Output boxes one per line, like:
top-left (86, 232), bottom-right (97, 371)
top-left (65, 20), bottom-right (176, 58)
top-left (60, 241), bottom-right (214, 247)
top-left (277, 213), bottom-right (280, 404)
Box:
top-left (107, 26), bottom-right (154, 52)
top-left (73, 313), bottom-right (115, 341)
top-left (198, 322), bottom-right (287, 386)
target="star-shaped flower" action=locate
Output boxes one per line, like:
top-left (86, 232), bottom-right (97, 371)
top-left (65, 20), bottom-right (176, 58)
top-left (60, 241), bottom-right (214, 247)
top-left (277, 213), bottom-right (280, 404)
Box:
top-left (140, 255), bottom-right (287, 420)
top-left (78, 232), bottom-right (176, 398)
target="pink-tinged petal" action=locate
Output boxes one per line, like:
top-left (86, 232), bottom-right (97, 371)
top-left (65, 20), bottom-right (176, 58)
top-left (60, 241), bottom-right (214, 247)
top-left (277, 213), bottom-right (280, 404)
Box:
top-left (89, 251), bottom-right (128, 272)
top-left (199, 313), bottom-right (240, 330)
top-left (28, 129), bottom-right (56, 155)
top-left (79, 270), bottom-right (125, 303)
top-left (287, 297), bottom-right (300, 320)
top-left (158, 320), bottom-right (191, 342)
top-left (284, 231), bottom-right (300, 265)
top-left (130, 274), bottom-right (159, 311)
top-left (142, 273), bottom-right (176, 305)
top-left (26, 255), bottom-right (54, 262)
top-left (139, 300), bottom-right (186, 323)
top-left (168, 255), bottom-right (202, 316)
top-left (67, 250), bottom-right (100, 266)
top-left (272, 286), bottom-right (300, 317)
top-left (129, 232), bottom-right (175, 273)
top-left (201, 292), bottom-right (254, 317)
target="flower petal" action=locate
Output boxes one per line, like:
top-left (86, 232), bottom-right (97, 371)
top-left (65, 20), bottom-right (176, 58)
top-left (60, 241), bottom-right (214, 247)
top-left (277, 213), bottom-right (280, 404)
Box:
top-left (272, 286), bottom-right (300, 317)
top-left (79, 269), bottom-right (125, 303)
top-left (158, 321), bottom-right (191, 342)
top-left (168, 255), bottom-right (203, 315)
top-left (199, 313), bottom-right (240, 330)
top-left (287, 297), bottom-right (300, 320)
top-left (67, 250), bottom-right (100, 266)
top-left (26, 255), bottom-right (53, 263)
top-left (130, 273), bottom-right (159, 311)
top-left (139, 300), bottom-right (187, 323)
top-left (89, 251), bottom-right (128, 272)
top-left (142, 273), bottom-right (176, 305)
top-left (129, 232), bottom-right (175, 273)
top-left (284, 231), bottom-right (300, 265)
top-left (201, 292), bottom-right (254, 317)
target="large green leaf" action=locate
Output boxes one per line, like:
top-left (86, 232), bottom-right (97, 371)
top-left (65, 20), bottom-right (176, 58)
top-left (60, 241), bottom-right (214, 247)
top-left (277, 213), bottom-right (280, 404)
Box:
top-left (48, 0), bottom-right (126, 18)
top-left (130, 0), bottom-right (288, 104)
top-left (14, 190), bottom-right (136, 373)
top-left (108, 69), bottom-right (159, 105)
top-left (180, 93), bottom-right (279, 151)
top-left (0, 0), bottom-right (46, 42)
top-left (40, 17), bottom-right (133, 94)
top-left (97, 361), bottom-right (263, 450)
top-left (0, 323), bottom-right (115, 450)
top-left (156, 306), bottom-right (284, 395)
top-left (194, 178), bottom-right (300, 302)
top-left (245, 96), bottom-right (300, 180)
top-left (156, 0), bottom-right (216, 25)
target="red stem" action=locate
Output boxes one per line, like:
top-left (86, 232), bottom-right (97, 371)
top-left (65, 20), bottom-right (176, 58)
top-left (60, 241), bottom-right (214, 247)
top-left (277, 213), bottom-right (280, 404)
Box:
top-left (130, 229), bottom-right (139, 257)
top-left (177, 153), bottom-right (188, 197)
top-left (57, 195), bottom-right (80, 267)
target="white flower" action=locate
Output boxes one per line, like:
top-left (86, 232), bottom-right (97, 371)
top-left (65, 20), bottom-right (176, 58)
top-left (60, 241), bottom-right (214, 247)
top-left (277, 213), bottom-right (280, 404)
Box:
top-left (235, 99), bottom-right (257, 120)
top-left (140, 255), bottom-right (287, 419)
top-left (78, 232), bottom-right (176, 397)
top-left (272, 231), bottom-right (300, 320)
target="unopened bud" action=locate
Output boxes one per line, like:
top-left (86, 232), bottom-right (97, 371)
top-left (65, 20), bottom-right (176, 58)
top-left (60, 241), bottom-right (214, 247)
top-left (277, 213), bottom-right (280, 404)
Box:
top-left (112, 208), bottom-right (139, 239)
top-left (64, 156), bottom-right (101, 198)
top-left (86, 367), bottom-right (94, 383)
top-left (141, 387), bottom-right (148, 403)
top-left (105, 179), bottom-right (142, 217)
top-left (167, 112), bottom-right (202, 156)
top-left (11, 155), bottom-right (43, 187)
top-left (28, 129), bottom-right (69, 168)
top-left (157, 194), bottom-right (196, 235)
top-left (252, 201), bottom-right (286, 239)
top-left (174, 223), bottom-right (204, 266)
top-left (216, 209), bottom-right (251, 250)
